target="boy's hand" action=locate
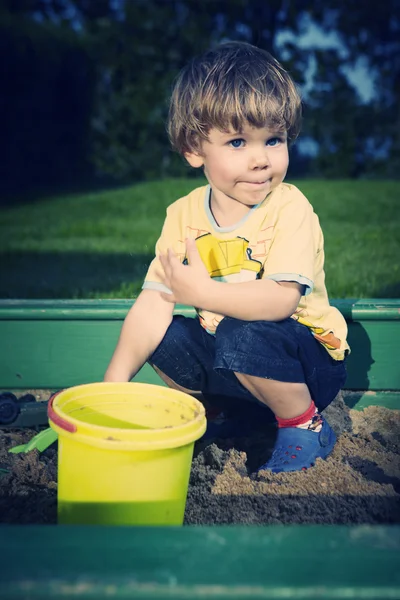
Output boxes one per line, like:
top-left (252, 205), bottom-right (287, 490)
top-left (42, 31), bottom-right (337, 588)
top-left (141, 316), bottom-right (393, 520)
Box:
top-left (159, 238), bottom-right (211, 306)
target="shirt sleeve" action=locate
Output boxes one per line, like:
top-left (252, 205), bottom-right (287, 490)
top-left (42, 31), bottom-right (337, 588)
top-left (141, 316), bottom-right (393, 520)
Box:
top-left (262, 190), bottom-right (317, 295)
top-left (142, 203), bottom-right (184, 295)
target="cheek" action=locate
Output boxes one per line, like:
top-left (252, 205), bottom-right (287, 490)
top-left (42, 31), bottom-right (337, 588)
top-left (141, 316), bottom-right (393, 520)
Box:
top-left (206, 157), bottom-right (235, 181)
top-left (274, 149), bottom-right (289, 172)
top-left (282, 147), bottom-right (290, 167)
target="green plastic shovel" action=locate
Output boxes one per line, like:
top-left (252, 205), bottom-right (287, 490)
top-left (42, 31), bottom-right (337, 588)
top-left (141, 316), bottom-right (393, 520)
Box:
top-left (9, 427), bottom-right (58, 454)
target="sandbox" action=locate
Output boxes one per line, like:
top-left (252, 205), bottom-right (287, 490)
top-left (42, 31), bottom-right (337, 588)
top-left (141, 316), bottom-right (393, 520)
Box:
top-left (0, 299), bottom-right (399, 598)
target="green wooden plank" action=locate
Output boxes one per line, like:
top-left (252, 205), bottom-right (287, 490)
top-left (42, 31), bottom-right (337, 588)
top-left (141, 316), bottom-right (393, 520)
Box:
top-left (0, 300), bottom-right (194, 320)
top-left (0, 298), bottom-right (399, 320)
top-left (1, 319), bottom-right (118, 388)
top-left (345, 321), bottom-right (399, 390)
top-left (1, 318), bottom-right (398, 391)
top-left (1, 525), bottom-right (399, 599)
top-left (332, 299), bottom-right (400, 321)
top-left (0, 319), bottom-right (163, 389)
top-left (343, 391), bottom-right (400, 410)
top-left (0, 299), bottom-right (399, 391)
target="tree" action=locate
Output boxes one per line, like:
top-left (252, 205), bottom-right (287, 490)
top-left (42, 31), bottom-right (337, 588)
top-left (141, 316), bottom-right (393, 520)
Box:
top-left (0, 7), bottom-right (95, 195)
top-left (1, 0), bottom-right (398, 191)
top-left (310, 0), bottom-right (400, 176)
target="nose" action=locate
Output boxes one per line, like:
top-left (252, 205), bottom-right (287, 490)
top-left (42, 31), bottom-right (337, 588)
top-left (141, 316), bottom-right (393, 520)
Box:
top-left (249, 146), bottom-right (270, 170)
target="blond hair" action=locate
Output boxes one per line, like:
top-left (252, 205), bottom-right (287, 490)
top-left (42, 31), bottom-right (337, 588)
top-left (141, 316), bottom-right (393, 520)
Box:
top-left (168, 41), bottom-right (302, 155)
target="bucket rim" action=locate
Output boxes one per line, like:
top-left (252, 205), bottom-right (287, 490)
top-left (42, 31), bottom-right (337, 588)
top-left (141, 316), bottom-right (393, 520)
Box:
top-left (48, 382), bottom-right (207, 450)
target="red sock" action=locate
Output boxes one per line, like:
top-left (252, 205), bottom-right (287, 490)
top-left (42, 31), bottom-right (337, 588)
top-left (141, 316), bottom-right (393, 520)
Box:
top-left (276, 400), bottom-right (317, 428)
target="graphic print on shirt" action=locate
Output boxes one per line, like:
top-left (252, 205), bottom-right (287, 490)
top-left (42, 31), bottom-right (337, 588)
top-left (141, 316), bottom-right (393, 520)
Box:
top-left (184, 233), bottom-right (264, 332)
top-left (292, 308), bottom-right (341, 350)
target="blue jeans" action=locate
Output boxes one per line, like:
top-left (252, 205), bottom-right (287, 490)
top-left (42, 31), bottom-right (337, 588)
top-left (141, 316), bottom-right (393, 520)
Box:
top-left (150, 315), bottom-right (347, 422)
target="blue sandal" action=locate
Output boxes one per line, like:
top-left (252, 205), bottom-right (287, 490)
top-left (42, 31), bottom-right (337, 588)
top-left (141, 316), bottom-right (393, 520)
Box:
top-left (258, 418), bottom-right (336, 473)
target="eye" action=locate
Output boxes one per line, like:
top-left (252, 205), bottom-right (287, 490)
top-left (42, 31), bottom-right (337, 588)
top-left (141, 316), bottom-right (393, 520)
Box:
top-left (229, 138), bottom-right (245, 148)
top-left (267, 137), bottom-right (284, 147)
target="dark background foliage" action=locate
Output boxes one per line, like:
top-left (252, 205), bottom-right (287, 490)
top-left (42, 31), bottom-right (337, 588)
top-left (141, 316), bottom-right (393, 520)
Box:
top-left (1, 0), bottom-right (399, 199)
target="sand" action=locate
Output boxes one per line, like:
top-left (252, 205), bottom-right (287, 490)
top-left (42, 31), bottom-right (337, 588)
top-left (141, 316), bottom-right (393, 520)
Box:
top-left (0, 392), bottom-right (399, 525)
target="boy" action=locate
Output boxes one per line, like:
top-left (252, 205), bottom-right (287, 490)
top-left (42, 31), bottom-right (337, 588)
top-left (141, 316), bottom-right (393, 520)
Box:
top-left (104, 41), bottom-right (349, 473)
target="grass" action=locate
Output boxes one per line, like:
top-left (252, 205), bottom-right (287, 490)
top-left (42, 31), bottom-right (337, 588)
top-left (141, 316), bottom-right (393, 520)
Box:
top-left (1, 178), bottom-right (399, 299)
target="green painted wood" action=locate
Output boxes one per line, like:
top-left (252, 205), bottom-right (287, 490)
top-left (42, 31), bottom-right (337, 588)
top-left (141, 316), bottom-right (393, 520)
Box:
top-left (0, 298), bottom-right (399, 320)
top-left (0, 300), bottom-right (194, 320)
top-left (0, 299), bottom-right (399, 391)
top-left (343, 391), bottom-right (400, 411)
top-left (1, 319), bottom-right (120, 389)
top-left (1, 525), bottom-right (399, 599)
top-left (345, 320), bottom-right (399, 390)
top-left (331, 299), bottom-right (400, 321)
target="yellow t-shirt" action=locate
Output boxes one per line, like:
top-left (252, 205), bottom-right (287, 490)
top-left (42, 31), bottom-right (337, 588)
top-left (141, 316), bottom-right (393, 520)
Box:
top-left (143, 183), bottom-right (349, 360)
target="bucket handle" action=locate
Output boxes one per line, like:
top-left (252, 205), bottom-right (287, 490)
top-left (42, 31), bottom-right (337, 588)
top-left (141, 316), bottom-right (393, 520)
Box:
top-left (48, 391), bottom-right (77, 433)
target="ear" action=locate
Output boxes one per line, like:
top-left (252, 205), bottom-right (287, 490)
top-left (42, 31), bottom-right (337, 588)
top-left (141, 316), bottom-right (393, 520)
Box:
top-left (184, 151), bottom-right (204, 168)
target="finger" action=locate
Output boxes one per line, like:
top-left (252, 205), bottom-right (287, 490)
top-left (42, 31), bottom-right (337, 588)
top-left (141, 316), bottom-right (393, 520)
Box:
top-left (159, 253), bottom-right (171, 277)
top-left (185, 238), bottom-right (201, 265)
top-left (167, 247), bottom-right (179, 263)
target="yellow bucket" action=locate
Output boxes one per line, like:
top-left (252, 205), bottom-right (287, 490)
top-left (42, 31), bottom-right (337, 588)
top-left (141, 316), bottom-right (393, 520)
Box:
top-left (48, 382), bottom-right (206, 526)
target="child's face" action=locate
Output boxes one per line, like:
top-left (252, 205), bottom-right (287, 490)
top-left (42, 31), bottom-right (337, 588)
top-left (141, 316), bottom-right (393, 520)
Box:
top-left (185, 124), bottom-right (289, 208)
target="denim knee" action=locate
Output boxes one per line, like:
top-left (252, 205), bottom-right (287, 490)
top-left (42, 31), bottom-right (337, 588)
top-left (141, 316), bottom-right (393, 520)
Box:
top-left (213, 316), bottom-right (347, 411)
top-left (214, 317), bottom-right (305, 380)
top-left (150, 314), bottom-right (346, 414)
top-left (149, 316), bottom-right (207, 390)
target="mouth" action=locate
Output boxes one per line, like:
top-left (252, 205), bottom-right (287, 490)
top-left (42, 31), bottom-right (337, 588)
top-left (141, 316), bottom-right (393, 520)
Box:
top-left (242, 180), bottom-right (270, 186)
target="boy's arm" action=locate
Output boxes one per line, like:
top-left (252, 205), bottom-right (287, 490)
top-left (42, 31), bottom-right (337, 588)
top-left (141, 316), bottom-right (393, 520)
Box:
top-left (199, 278), bottom-right (303, 321)
top-left (159, 240), bottom-right (304, 322)
top-left (104, 289), bottom-right (174, 382)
